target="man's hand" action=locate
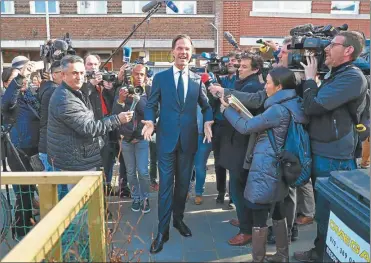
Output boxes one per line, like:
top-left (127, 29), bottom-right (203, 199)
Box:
top-left (118, 111), bottom-right (133, 124)
top-left (203, 121), bottom-right (214, 143)
top-left (264, 40), bottom-right (279, 51)
top-left (89, 71), bottom-right (103, 86)
top-left (118, 88), bottom-right (129, 103)
top-left (141, 120), bottom-right (155, 141)
top-left (208, 84), bottom-right (224, 98)
top-left (102, 80), bottom-right (113, 90)
top-left (300, 56), bottom-right (318, 80)
top-left (20, 61), bottom-right (37, 79)
top-left (42, 72), bottom-right (51, 81)
top-left (117, 63), bottom-right (129, 82)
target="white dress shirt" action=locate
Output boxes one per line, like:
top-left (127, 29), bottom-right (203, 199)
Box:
top-left (173, 65), bottom-right (189, 103)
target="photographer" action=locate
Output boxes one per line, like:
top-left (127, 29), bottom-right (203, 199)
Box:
top-left (1, 67), bottom-right (18, 172)
top-left (112, 63), bottom-right (151, 213)
top-left (82, 54), bottom-right (119, 196)
top-left (294, 31), bottom-right (367, 262)
top-left (212, 51), bottom-right (238, 205)
top-left (1, 56), bottom-right (41, 241)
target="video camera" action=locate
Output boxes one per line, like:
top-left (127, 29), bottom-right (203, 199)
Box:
top-left (200, 52), bottom-right (231, 75)
top-left (287, 23), bottom-right (348, 73)
top-left (40, 33), bottom-right (76, 65)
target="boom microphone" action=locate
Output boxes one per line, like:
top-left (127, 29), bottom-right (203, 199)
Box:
top-left (142, 0), bottom-right (178, 13)
top-left (123, 46), bottom-right (132, 63)
top-left (223, 32), bottom-right (239, 50)
top-left (142, 0), bottom-right (160, 12)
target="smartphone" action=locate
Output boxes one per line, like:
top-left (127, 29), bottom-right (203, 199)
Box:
top-left (34, 61), bottom-right (45, 71)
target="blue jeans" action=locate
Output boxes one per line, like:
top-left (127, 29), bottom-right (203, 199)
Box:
top-left (122, 139), bottom-right (150, 201)
top-left (193, 135), bottom-right (212, 196)
top-left (39, 153), bottom-right (68, 201)
top-left (312, 154), bottom-right (356, 186)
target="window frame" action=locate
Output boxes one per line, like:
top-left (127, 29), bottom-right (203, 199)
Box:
top-left (331, 1), bottom-right (359, 15)
top-left (166, 1), bottom-right (197, 15)
top-left (121, 1), bottom-right (146, 14)
top-left (1, 0), bottom-right (15, 14)
top-left (29, 1), bottom-right (60, 14)
top-left (77, 1), bottom-right (107, 15)
top-left (252, 1), bottom-right (312, 14)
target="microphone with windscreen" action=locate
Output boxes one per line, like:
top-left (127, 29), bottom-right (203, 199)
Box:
top-left (224, 32), bottom-right (240, 50)
top-left (142, 0), bottom-right (178, 13)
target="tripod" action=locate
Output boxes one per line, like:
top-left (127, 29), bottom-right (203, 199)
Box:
top-left (1, 124), bottom-right (30, 240)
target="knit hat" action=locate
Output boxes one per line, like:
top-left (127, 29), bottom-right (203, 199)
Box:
top-left (11, 56), bottom-right (30, 69)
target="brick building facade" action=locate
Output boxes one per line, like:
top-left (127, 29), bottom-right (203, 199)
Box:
top-left (1, 1), bottom-right (370, 73)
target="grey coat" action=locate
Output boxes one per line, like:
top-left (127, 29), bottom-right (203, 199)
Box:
top-left (47, 82), bottom-right (122, 171)
top-left (224, 89), bottom-right (308, 205)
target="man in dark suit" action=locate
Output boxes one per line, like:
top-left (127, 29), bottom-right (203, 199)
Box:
top-left (142, 34), bottom-right (213, 254)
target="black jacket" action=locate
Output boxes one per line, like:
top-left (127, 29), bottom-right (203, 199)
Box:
top-left (38, 81), bottom-right (58, 154)
top-left (81, 82), bottom-right (118, 142)
top-left (303, 62), bottom-right (367, 159)
top-left (47, 82), bottom-right (122, 171)
top-left (219, 74), bottom-right (264, 172)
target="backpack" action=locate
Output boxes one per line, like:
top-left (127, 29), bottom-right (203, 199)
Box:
top-left (358, 77), bottom-right (370, 142)
top-left (267, 105), bottom-right (312, 188)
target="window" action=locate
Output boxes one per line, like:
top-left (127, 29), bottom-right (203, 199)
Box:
top-left (1, 1), bottom-right (15, 14)
top-left (122, 1), bottom-right (147, 14)
top-left (77, 1), bottom-right (107, 14)
top-left (331, 1), bottom-right (359, 14)
top-left (166, 1), bottom-right (197, 15)
top-left (30, 1), bottom-right (59, 14)
top-left (252, 1), bottom-right (311, 13)
top-left (149, 51), bottom-right (172, 63)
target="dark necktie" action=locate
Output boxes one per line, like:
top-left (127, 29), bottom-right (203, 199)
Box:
top-left (177, 70), bottom-right (185, 108)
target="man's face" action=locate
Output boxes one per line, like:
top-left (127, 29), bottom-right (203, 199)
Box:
top-left (278, 43), bottom-right (290, 68)
top-left (172, 38), bottom-right (192, 69)
top-left (132, 65), bottom-right (146, 87)
top-left (227, 56), bottom-right (238, 74)
top-left (85, 55), bottom-right (100, 72)
top-left (62, 62), bottom-right (85, 90)
top-left (324, 36), bottom-right (353, 68)
top-left (238, 58), bottom-right (258, 80)
top-left (52, 68), bottom-right (63, 85)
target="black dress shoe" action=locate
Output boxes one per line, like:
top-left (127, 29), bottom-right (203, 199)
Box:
top-left (216, 192), bottom-right (225, 204)
top-left (173, 220), bottom-right (192, 237)
top-left (150, 232), bottom-right (169, 254)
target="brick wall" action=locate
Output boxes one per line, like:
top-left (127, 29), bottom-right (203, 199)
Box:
top-left (1, 16), bottom-right (215, 40)
top-left (221, 1), bottom-right (370, 54)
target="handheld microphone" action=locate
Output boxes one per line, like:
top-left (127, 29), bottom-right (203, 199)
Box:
top-left (130, 94), bottom-right (140, 111)
top-left (223, 32), bottom-right (239, 50)
top-left (166, 1), bottom-right (178, 13)
top-left (123, 46), bottom-right (132, 63)
top-left (201, 52), bottom-right (211, 60)
top-left (201, 73), bottom-right (213, 88)
top-left (142, 0), bottom-right (178, 13)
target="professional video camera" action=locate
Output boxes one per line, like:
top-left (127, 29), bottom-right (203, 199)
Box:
top-left (201, 52), bottom-right (231, 75)
top-left (287, 23), bottom-right (348, 73)
top-left (40, 33), bottom-right (76, 65)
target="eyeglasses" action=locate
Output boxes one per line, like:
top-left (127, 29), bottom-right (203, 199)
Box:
top-left (327, 42), bottom-right (349, 49)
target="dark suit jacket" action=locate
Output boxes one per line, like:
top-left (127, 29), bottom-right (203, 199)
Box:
top-left (145, 67), bottom-right (213, 154)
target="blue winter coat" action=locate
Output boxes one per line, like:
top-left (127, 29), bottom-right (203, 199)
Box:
top-left (224, 89), bottom-right (309, 205)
